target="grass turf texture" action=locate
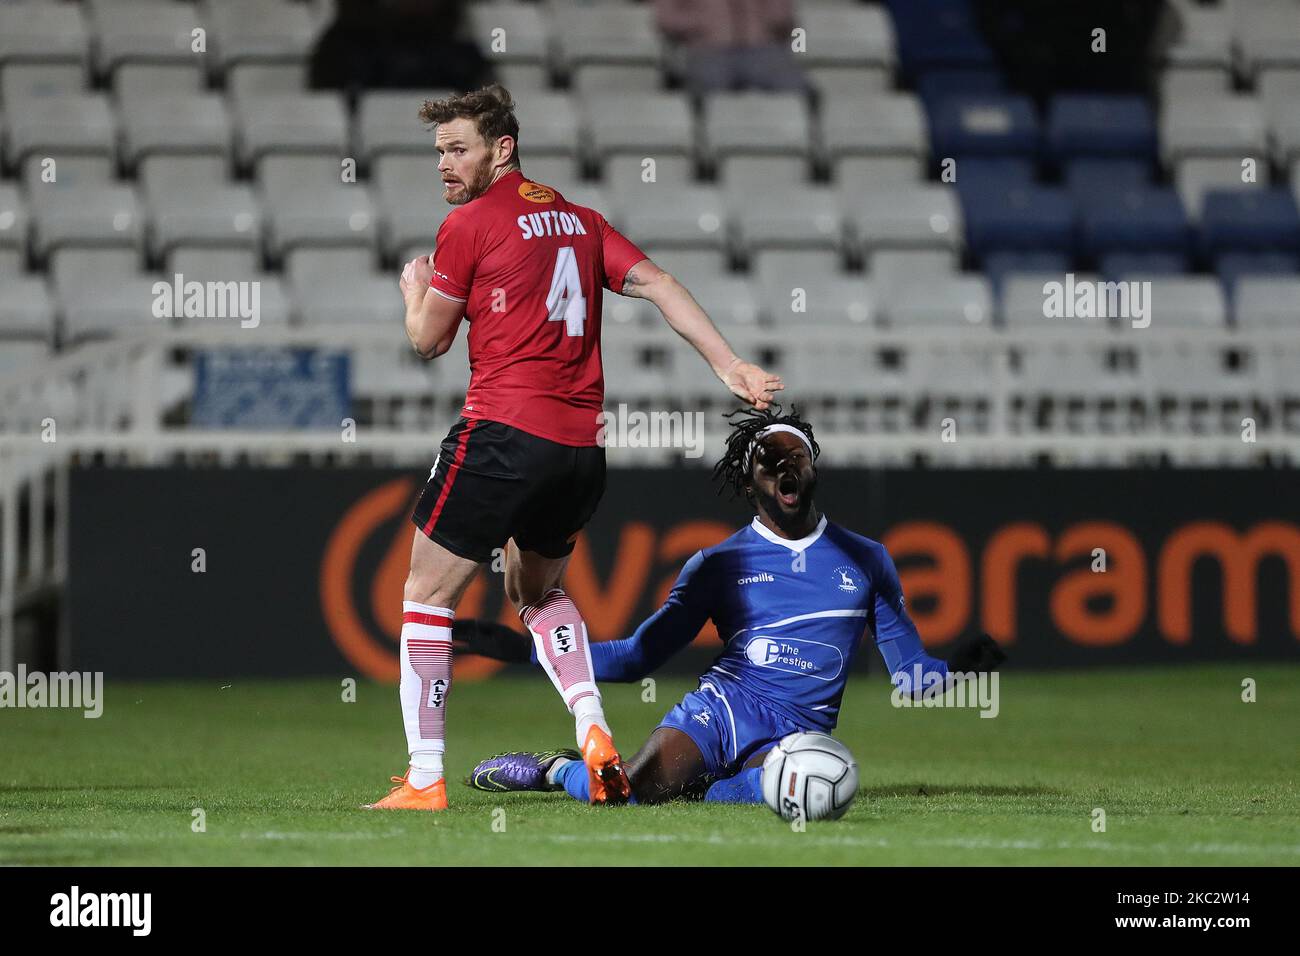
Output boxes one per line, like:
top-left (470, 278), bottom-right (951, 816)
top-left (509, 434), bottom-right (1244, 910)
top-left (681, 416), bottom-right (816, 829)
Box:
top-left (1, 664), bottom-right (1297, 866)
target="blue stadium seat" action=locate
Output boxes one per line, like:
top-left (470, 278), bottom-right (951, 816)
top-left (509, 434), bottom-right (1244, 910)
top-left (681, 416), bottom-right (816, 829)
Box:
top-left (959, 184), bottom-right (1075, 259)
top-left (983, 250), bottom-right (1071, 299)
top-left (1078, 186), bottom-right (1190, 261)
top-left (928, 93), bottom-right (1040, 160)
top-left (1200, 189), bottom-right (1300, 258)
top-left (1064, 158), bottom-right (1151, 206)
top-left (885, 0), bottom-right (996, 82)
top-left (915, 68), bottom-right (1003, 113)
top-left (1046, 94), bottom-right (1156, 164)
top-left (952, 157), bottom-right (1036, 197)
top-left (1098, 252), bottom-right (1190, 283)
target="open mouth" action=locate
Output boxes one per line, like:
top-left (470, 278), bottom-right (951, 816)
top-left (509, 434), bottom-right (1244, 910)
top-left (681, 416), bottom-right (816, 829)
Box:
top-left (777, 473), bottom-right (800, 507)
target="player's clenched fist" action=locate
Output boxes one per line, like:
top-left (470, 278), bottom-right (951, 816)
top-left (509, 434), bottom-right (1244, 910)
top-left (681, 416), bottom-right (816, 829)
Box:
top-left (721, 359), bottom-right (784, 412)
top-left (399, 254), bottom-right (435, 299)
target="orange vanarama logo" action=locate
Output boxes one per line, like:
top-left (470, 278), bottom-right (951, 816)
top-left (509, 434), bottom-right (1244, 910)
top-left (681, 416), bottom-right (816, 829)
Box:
top-left (519, 181), bottom-right (555, 203)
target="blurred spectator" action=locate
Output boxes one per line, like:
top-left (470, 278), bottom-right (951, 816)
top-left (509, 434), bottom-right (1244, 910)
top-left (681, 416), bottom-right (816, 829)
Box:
top-left (310, 0), bottom-right (491, 94)
top-left (655, 0), bottom-right (809, 95)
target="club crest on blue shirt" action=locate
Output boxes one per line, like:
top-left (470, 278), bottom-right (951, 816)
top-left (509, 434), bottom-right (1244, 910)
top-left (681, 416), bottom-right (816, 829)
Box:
top-left (832, 566), bottom-right (862, 593)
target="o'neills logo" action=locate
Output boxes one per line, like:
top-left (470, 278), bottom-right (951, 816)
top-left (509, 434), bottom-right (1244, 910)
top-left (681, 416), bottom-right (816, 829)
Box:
top-left (318, 478), bottom-right (508, 683)
top-left (519, 181), bottom-right (555, 203)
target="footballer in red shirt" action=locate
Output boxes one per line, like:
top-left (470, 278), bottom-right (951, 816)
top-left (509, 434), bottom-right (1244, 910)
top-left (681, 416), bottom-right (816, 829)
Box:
top-left (367, 85), bottom-right (783, 811)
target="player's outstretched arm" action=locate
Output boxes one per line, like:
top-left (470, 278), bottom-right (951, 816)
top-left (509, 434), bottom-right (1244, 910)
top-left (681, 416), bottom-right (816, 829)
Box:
top-left (619, 259), bottom-right (783, 410)
top-left (400, 254), bottom-right (464, 359)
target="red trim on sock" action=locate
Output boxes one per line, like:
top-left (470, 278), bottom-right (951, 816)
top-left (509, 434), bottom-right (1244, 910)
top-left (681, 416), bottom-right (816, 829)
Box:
top-left (403, 611), bottom-right (454, 628)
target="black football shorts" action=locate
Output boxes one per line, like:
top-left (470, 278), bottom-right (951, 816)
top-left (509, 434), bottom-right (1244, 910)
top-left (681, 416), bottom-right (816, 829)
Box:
top-left (411, 417), bottom-right (606, 562)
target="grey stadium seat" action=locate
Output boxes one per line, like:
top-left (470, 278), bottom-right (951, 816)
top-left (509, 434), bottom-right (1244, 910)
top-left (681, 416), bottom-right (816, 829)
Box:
top-left (571, 65), bottom-right (661, 97)
top-left (519, 156), bottom-right (583, 190)
top-left (30, 185), bottom-right (145, 257)
top-left (167, 246), bottom-right (262, 281)
top-left (0, 3), bottom-right (89, 67)
top-left (203, 0), bottom-right (319, 71)
top-left (373, 154), bottom-right (453, 258)
top-left (113, 62), bottom-right (205, 99)
top-left (641, 247), bottom-right (731, 291)
top-left (495, 63), bottom-right (550, 96)
top-left (602, 153), bottom-right (695, 191)
top-left (147, 182), bottom-right (262, 257)
top-left (752, 248), bottom-right (847, 288)
top-left (89, 0), bottom-right (203, 74)
top-left (49, 247), bottom-right (161, 339)
top-left (677, 276), bottom-right (762, 325)
top-left (612, 185), bottom-right (729, 250)
top-left (583, 92), bottom-right (695, 160)
top-left (549, 3), bottom-right (661, 71)
top-left (1157, 66), bottom-right (1231, 109)
top-left (0, 341), bottom-right (52, 377)
top-left (1163, 0), bottom-right (1232, 70)
top-left (0, 184), bottom-right (31, 257)
top-left (1232, 276), bottom-right (1300, 328)
top-left (118, 93), bottom-right (233, 166)
top-left (869, 249), bottom-right (960, 303)
top-left (466, 3), bottom-right (550, 64)
top-left (701, 92), bottom-right (812, 161)
top-left (1271, 102), bottom-right (1300, 167)
top-left (139, 154), bottom-right (230, 196)
top-left (849, 185), bottom-right (964, 254)
top-left (1231, 0), bottom-right (1300, 76)
top-left (878, 275), bottom-right (993, 328)
top-left (1126, 276), bottom-right (1227, 329)
top-left (1160, 95), bottom-right (1267, 164)
top-left (21, 155), bottom-right (115, 193)
top-left (819, 94), bottom-right (928, 160)
top-left (835, 155), bottom-right (928, 188)
top-left (508, 91), bottom-right (583, 157)
top-left (0, 249), bottom-right (23, 275)
top-left (0, 277), bottom-right (55, 341)
top-left (717, 156), bottom-right (812, 198)
top-left (293, 271), bottom-right (399, 325)
top-left (794, 4), bottom-right (897, 68)
top-left (356, 90), bottom-right (451, 162)
top-left (227, 62), bottom-right (309, 101)
top-left (236, 93), bottom-right (348, 164)
top-left (4, 93), bottom-right (117, 168)
top-left (807, 65), bottom-right (892, 101)
top-left (729, 184), bottom-right (846, 254)
top-left (1, 63), bottom-right (85, 102)
top-left (285, 246), bottom-right (376, 286)
top-left (762, 276), bottom-right (876, 326)
top-left (259, 156), bottom-right (378, 256)
top-left (999, 273), bottom-right (1107, 328)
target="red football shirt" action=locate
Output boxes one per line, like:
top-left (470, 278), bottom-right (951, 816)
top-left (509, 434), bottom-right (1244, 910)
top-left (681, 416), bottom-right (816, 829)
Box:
top-left (428, 168), bottom-right (648, 446)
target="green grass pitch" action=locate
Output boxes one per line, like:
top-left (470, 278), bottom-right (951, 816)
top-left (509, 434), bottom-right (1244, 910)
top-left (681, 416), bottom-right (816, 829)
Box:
top-left (2, 664), bottom-right (1297, 866)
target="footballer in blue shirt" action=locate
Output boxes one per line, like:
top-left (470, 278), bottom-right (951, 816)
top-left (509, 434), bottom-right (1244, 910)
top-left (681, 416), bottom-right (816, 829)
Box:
top-left (455, 407), bottom-right (1005, 805)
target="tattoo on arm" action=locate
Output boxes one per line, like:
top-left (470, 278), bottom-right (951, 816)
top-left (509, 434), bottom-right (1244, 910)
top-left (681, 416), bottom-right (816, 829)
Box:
top-left (621, 265), bottom-right (644, 296)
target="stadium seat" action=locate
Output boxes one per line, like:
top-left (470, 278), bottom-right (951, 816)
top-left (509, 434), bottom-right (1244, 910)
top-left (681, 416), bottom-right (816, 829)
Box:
top-left (717, 156), bottom-right (814, 200)
top-left (915, 68), bottom-right (1003, 113)
top-left (762, 277), bottom-right (875, 327)
top-left (1078, 186), bottom-right (1190, 261)
top-left (0, 3), bottom-right (90, 67)
top-left (643, 247), bottom-right (732, 290)
top-left (1163, 0), bottom-right (1232, 70)
top-left (495, 63), bottom-right (550, 96)
top-left (227, 62), bottom-right (309, 101)
top-left (0, 341), bottom-right (52, 376)
top-left (356, 90), bottom-right (451, 161)
top-left (582, 93), bottom-right (694, 160)
top-left (1233, 276), bottom-right (1300, 327)
top-left (147, 181), bottom-right (262, 258)
top-left (1157, 66), bottom-right (1232, 107)
top-left (868, 248), bottom-right (959, 302)
top-left (731, 184), bottom-right (845, 255)
top-left (203, 0), bottom-right (319, 72)
top-left (89, 0), bottom-right (203, 75)
top-left (114, 62), bottom-right (205, 99)
top-left (1, 63), bottom-right (85, 102)
top-left (571, 64), bottom-right (661, 97)
top-left (1141, 277), bottom-right (1228, 329)
top-left (791, 4), bottom-right (897, 69)
top-left (952, 157), bottom-right (1036, 193)
top-left (834, 155), bottom-right (927, 190)
top-left (373, 154), bottom-right (453, 258)
top-left (612, 185), bottom-right (729, 251)
top-left (0, 277), bottom-right (55, 341)
top-left (885, 0), bottom-right (994, 79)
top-left (602, 153), bottom-right (694, 191)
top-left (549, 2), bottom-right (661, 71)
top-left (293, 271), bottom-right (398, 325)
top-left (522, 156), bottom-right (583, 190)
top-left (4, 93), bottom-right (117, 168)
top-left (20, 155), bottom-right (115, 195)
top-left (878, 274), bottom-right (993, 328)
top-left (1175, 157), bottom-right (1269, 221)
top-left (849, 184), bottom-right (963, 254)
top-left (258, 155), bottom-right (378, 257)
top-left (1231, 0), bottom-right (1300, 76)
top-left (507, 90), bottom-right (583, 156)
top-left (702, 92), bottom-right (812, 167)
top-left (236, 93), bottom-right (349, 165)
top-left (1011, 338), bottom-right (1137, 433)
top-left (140, 154), bottom-right (230, 196)
top-left (927, 93), bottom-right (1040, 160)
top-left (30, 185), bottom-right (145, 258)
top-left (167, 246), bottom-right (263, 281)
top-left (1200, 189), bottom-right (1300, 258)
top-left (753, 248), bottom-right (848, 288)
top-left (465, 4), bottom-right (550, 65)
top-left (983, 251), bottom-right (1071, 300)
top-left (1000, 273), bottom-right (1108, 329)
top-left (286, 246), bottom-right (376, 286)
top-left (1271, 101), bottom-right (1300, 167)
top-left (0, 183), bottom-right (31, 257)
top-left (0, 248), bottom-right (23, 275)
top-left (807, 65), bottom-right (892, 101)
top-left (118, 92), bottom-right (233, 166)
top-left (1063, 157), bottom-right (1151, 206)
top-left (676, 276), bottom-right (762, 326)
top-left (818, 93), bottom-right (928, 160)
top-left (50, 246), bottom-right (163, 339)
top-left (1046, 94), bottom-right (1156, 163)
top-left (959, 184), bottom-right (1075, 260)
top-left (1215, 252), bottom-right (1299, 301)
top-left (1159, 95), bottom-right (1267, 164)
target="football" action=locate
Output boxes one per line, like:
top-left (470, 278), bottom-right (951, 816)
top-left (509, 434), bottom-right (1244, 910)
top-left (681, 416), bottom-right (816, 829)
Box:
top-left (761, 732), bottom-right (859, 823)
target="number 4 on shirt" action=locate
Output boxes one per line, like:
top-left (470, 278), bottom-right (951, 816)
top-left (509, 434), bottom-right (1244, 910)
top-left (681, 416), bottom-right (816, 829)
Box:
top-left (545, 246), bottom-right (587, 337)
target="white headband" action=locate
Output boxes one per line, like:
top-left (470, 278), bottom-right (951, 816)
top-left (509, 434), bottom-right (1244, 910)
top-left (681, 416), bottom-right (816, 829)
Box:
top-left (747, 424), bottom-right (814, 469)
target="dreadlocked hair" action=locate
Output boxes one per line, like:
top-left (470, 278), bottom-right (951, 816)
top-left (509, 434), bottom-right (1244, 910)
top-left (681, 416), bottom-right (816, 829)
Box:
top-left (711, 404), bottom-right (819, 501)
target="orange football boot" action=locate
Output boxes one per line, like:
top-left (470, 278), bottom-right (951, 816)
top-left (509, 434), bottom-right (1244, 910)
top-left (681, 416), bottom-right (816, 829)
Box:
top-left (582, 725), bottom-right (631, 805)
top-left (363, 771), bottom-right (448, 811)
